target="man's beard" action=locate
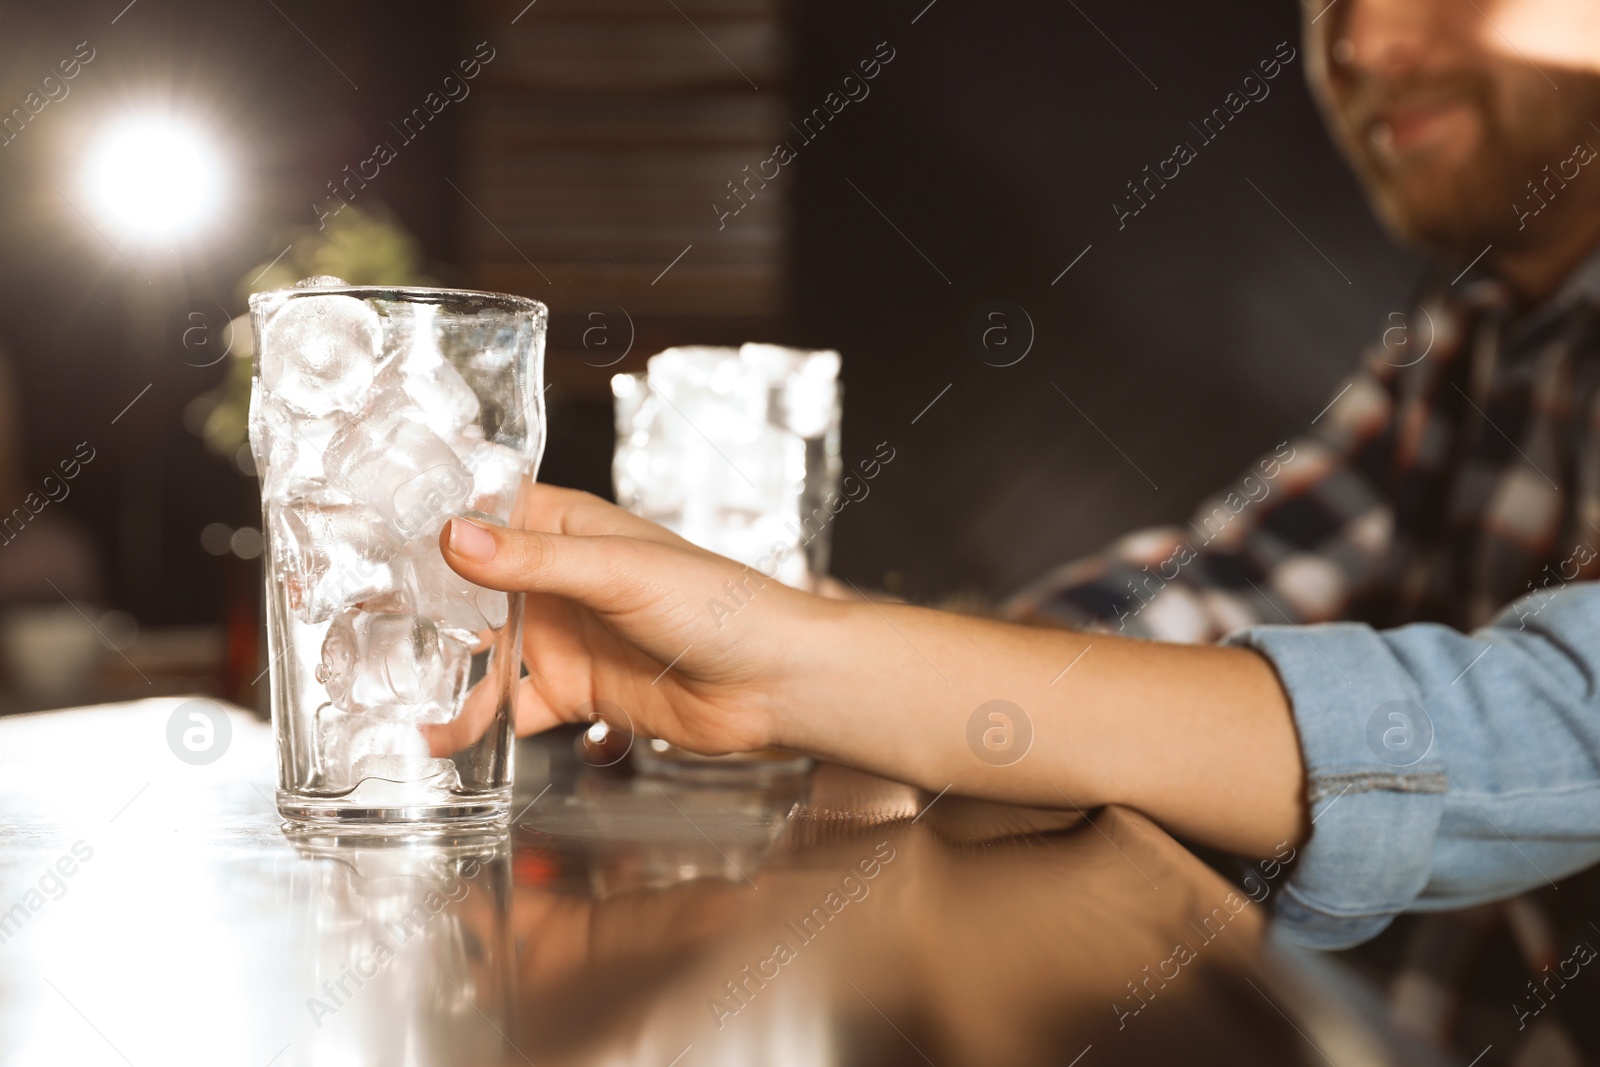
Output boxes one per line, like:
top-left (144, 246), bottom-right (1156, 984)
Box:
top-left (1329, 67), bottom-right (1600, 260)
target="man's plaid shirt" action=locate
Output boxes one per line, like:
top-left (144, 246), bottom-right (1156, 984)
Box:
top-left (1006, 249), bottom-right (1600, 641)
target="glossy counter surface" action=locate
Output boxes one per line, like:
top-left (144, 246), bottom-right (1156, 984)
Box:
top-left (0, 699), bottom-right (1439, 1066)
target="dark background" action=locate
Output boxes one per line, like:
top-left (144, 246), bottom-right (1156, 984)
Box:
top-left (0, 0), bottom-right (1420, 625)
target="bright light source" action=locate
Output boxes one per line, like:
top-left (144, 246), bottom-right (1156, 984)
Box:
top-left (83, 116), bottom-right (227, 242)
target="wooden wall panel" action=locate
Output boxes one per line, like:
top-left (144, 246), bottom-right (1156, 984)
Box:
top-left (463, 0), bottom-right (790, 398)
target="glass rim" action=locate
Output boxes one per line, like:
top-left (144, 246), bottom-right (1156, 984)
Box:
top-left (248, 284), bottom-right (546, 315)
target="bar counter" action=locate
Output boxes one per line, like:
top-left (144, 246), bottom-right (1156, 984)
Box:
top-left (0, 700), bottom-right (1444, 1066)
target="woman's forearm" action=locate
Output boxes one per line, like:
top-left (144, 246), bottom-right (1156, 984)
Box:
top-left (779, 598), bottom-right (1309, 856)
top-left (439, 498), bottom-right (1309, 856)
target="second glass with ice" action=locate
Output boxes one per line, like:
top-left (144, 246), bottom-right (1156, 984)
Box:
top-left (611, 344), bottom-right (841, 780)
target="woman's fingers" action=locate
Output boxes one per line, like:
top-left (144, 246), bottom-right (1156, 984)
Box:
top-left (438, 497), bottom-right (796, 753)
top-left (515, 484), bottom-right (691, 548)
top-left (425, 662), bottom-right (571, 756)
top-left (441, 517), bottom-right (655, 614)
top-left (511, 674), bottom-right (568, 736)
top-left (422, 659), bottom-right (503, 756)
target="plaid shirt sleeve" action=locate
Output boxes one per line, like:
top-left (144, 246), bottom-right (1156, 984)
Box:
top-left (1003, 348), bottom-right (1405, 642)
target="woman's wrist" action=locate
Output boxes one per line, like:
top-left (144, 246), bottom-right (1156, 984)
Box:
top-left (756, 595), bottom-right (1130, 805)
top-left (757, 590), bottom-right (867, 755)
top-left (758, 594), bottom-right (974, 791)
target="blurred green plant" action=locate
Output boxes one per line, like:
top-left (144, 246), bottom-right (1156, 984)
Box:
top-left (194, 202), bottom-right (436, 462)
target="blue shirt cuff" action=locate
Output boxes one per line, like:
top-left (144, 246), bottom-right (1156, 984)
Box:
top-left (1224, 622), bottom-right (1448, 950)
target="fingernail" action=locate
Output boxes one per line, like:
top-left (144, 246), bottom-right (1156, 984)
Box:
top-left (449, 517), bottom-right (498, 562)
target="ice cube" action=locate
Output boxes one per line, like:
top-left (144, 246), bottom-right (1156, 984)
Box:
top-left (344, 720), bottom-right (428, 776)
top-left (741, 344), bottom-right (841, 439)
top-left (344, 758), bottom-right (460, 804)
top-left (315, 705), bottom-right (454, 792)
top-left (253, 401), bottom-right (348, 503)
top-left (664, 425), bottom-right (809, 587)
top-left (737, 343), bottom-right (837, 382)
top-left (386, 299), bottom-right (440, 370)
top-left (295, 275), bottom-right (350, 288)
top-left (403, 531), bottom-right (510, 632)
top-left (247, 378), bottom-right (271, 477)
top-left (646, 345), bottom-right (738, 389)
top-left (696, 516), bottom-right (811, 588)
top-left (270, 500), bottom-right (404, 624)
top-left (317, 612), bottom-right (473, 725)
top-left (246, 383), bottom-right (291, 495)
top-left (323, 390), bottom-right (472, 539)
top-left (460, 440), bottom-right (525, 522)
top-left (682, 425), bottom-right (803, 530)
top-left (647, 346), bottom-right (767, 441)
top-left (433, 628), bottom-right (474, 714)
top-left (318, 610), bottom-right (460, 717)
top-left (371, 306), bottom-right (480, 439)
top-left (611, 372), bottom-right (648, 436)
top-left (451, 424), bottom-right (486, 452)
top-left (258, 292), bottom-right (382, 418)
top-left (393, 360), bottom-right (480, 440)
top-left (613, 437), bottom-right (684, 521)
top-left (617, 346), bottom-right (831, 593)
top-left (351, 753), bottom-right (456, 786)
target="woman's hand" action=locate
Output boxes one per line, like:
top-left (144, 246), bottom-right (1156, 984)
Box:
top-left (435, 483), bottom-right (1306, 858)
top-left (435, 485), bottom-right (836, 755)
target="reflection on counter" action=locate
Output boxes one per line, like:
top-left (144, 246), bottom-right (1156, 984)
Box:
top-left (285, 832), bottom-right (512, 1064)
top-left (0, 705), bottom-right (1445, 1067)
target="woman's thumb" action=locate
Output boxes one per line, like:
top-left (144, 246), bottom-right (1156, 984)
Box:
top-left (441, 516), bottom-right (618, 605)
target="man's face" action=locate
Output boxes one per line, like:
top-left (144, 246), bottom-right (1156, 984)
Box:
top-left (1305, 0), bottom-right (1600, 258)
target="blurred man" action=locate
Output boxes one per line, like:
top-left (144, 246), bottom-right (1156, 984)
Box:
top-left (1009, 0), bottom-right (1600, 642)
top-left (999, 0), bottom-right (1600, 1059)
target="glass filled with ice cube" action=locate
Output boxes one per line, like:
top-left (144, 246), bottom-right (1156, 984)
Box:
top-left (248, 279), bottom-right (545, 828)
top-left (612, 344), bottom-right (840, 780)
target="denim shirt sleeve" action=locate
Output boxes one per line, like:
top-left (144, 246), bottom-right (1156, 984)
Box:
top-left (1223, 581), bottom-right (1600, 950)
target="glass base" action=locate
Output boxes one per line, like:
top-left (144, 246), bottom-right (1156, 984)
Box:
top-left (277, 789), bottom-right (510, 831)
